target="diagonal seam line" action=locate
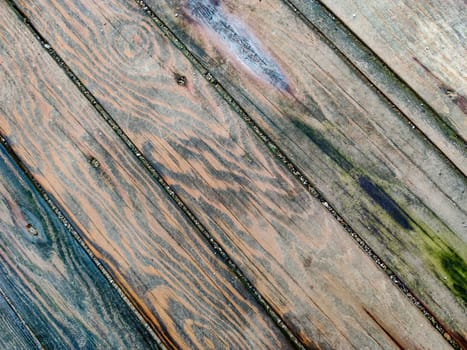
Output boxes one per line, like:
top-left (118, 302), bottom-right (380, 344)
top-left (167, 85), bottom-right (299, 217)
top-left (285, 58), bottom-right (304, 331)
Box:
top-left (132, 1), bottom-right (462, 349)
top-left (282, 0), bottom-right (466, 177)
top-left (5, 1), bottom-right (306, 349)
top-left (7, 0), bottom-right (461, 348)
top-left (0, 136), bottom-right (166, 350)
top-left (3, 3), bottom-right (164, 349)
top-left (0, 284), bottom-right (44, 350)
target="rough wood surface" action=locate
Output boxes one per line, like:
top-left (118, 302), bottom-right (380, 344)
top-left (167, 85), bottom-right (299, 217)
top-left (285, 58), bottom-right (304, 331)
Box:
top-left (10, 0), bottom-right (459, 348)
top-left (284, 0), bottom-right (466, 175)
top-left (0, 146), bottom-right (159, 349)
top-left (0, 291), bottom-right (40, 350)
top-left (136, 0), bottom-right (466, 341)
top-left (0, 3), bottom-right (292, 349)
top-left (314, 0), bottom-right (467, 143)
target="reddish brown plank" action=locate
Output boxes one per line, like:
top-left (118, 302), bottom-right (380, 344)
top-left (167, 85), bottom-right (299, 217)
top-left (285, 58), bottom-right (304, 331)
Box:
top-left (138, 0), bottom-right (467, 341)
top-left (10, 0), bottom-right (459, 348)
top-left (0, 2), bottom-right (293, 349)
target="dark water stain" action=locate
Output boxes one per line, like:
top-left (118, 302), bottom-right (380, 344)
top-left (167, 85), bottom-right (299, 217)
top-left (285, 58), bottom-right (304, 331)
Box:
top-left (289, 93), bottom-right (326, 122)
top-left (358, 176), bottom-right (412, 230)
top-left (292, 119), bottom-right (413, 230)
top-left (291, 118), bottom-right (353, 172)
top-left (439, 250), bottom-right (467, 305)
top-left (184, 0), bottom-right (290, 91)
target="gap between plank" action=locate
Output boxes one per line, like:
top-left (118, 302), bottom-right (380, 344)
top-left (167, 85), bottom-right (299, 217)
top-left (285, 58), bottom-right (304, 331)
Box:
top-left (131, 1), bottom-right (462, 348)
top-left (6, 0), bottom-right (461, 348)
top-left (0, 136), bottom-right (167, 350)
top-left (5, 2), bottom-right (306, 349)
top-left (0, 285), bottom-right (44, 350)
top-left (282, 0), bottom-right (466, 176)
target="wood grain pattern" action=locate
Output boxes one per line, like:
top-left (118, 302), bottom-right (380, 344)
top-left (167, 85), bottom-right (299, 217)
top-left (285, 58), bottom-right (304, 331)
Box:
top-left (282, 0), bottom-right (466, 175)
top-left (310, 0), bottom-right (467, 142)
top-left (0, 3), bottom-right (292, 349)
top-left (0, 291), bottom-right (40, 350)
top-left (0, 145), bottom-right (159, 349)
top-left (136, 0), bottom-right (466, 341)
top-left (11, 0), bottom-right (458, 348)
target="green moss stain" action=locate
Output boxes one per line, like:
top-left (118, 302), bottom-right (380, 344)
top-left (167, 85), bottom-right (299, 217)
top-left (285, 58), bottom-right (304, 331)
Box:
top-left (409, 218), bottom-right (467, 307)
top-left (439, 250), bottom-right (467, 305)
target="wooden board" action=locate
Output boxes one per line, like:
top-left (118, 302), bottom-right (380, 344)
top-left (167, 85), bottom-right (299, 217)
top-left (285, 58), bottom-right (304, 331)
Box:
top-left (0, 3), bottom-right (292, 349)
top-left (282, 0), bottom-right (466, 175)
top-left (0, 145), bottom-right (159, 349)
top-left (9, 0), bottom-right (459, 348)
top-left (132, 0), bottom-right (466, 341)
top-left (311, 0), bottom-right (466, 144)
top-left (0, 291), bottom-right (40, 350)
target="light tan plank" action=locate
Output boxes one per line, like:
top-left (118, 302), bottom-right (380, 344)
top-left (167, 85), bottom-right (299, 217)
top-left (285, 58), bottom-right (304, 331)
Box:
top-left (135, 0), bottom-right (466, 342)
top-left (0, 3), bottom-right (292, 349)
top-left (284, 0), bottom-right (467, 175)
top-left (11, 0), bottom-right (458, 348)
top-left (314, 0), bottom-right (466, 142)
top-left (0, 144), bottom-right (160, 349)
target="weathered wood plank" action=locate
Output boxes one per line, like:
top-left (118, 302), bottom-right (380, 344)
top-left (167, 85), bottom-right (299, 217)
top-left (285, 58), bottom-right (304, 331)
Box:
top-left (11, 0), bottom-right (458, 348)
top-left (0, 291), bottom-right (40, 350)
top-left (309, 0), bottom-right (466, 143)
top-left (0, 145), bottom-right (160, 349)
top-left (133, 0), bottom-right (466, 341)
top-left (0, 3), bottom-right (292, 349)
top-left (283, 0), bottom-right (467, 176)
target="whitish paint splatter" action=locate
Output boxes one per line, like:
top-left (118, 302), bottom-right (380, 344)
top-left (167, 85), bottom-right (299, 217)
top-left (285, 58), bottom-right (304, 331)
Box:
top-left (185, 0), bottom-right (290, 91)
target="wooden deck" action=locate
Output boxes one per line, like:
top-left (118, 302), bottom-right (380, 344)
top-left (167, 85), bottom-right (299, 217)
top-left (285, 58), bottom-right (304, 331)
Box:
top-left (0, 0), bottom-right (465, 348)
